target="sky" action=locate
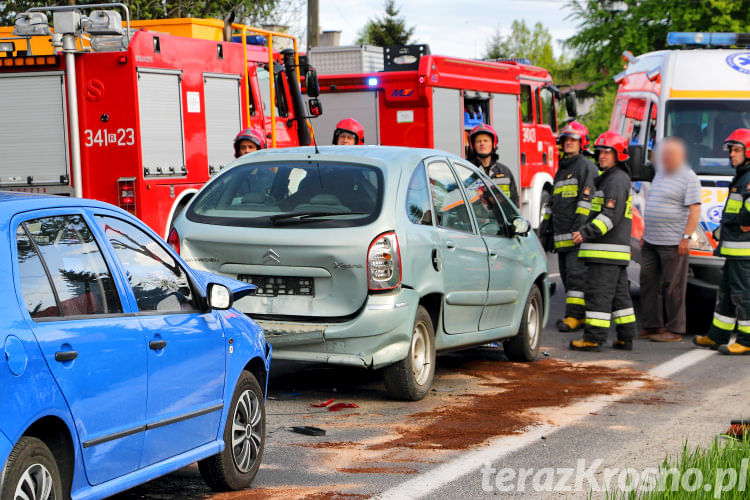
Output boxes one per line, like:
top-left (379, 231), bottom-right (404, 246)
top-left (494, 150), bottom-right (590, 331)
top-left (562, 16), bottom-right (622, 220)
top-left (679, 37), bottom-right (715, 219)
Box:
top-left (316, 0), bottom-right (578, 58)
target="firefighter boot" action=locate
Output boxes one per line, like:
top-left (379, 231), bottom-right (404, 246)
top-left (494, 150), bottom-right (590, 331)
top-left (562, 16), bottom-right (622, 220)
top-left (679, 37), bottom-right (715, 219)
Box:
top-left (569, 339), bottom-right (602, 352)
top-left (557, 317), bottom-right (584, 332)
top-left (692, 335), bottom-right (719, 350)
top-left (718, 343), bottom-right (750, 355)
top-left (613, 339), bottom-right (633, 351)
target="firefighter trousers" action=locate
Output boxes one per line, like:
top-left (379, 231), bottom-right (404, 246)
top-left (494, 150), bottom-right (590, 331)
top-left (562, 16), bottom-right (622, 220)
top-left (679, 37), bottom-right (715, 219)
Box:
top-left (558, 250), bottom-right (586, 319)
top-left (583, 263), bottom-right (637, 344)
top-left (707, 259), bottom-right (750, 347)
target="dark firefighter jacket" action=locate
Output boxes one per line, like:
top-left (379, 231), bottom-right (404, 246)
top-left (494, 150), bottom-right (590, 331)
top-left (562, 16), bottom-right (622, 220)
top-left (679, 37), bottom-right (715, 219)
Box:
top-left (541, 153), bottom-right (597, 252)
top-left (478, 160), bottom-right (520, 206)
top-left (717, 160), bottom-right (750, 260)
top-left (577, 163), bottom-right (633, 266)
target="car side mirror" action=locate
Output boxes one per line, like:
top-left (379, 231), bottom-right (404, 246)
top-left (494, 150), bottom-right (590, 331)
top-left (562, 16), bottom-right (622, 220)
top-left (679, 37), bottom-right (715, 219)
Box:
top-left (308, 98), bottom-right (322, 117)
top-left (510, 216), bottom-right (531, 237)
top-left (628, 144), bottom-right (654, 182)
top-left (207, 283), bottom-right (233, 310)
top-left (305, 67), bottom-right (320, 98)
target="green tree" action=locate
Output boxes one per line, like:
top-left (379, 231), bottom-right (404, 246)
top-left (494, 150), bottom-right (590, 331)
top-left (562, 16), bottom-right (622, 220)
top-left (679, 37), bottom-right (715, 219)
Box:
top-left (484, 20), bottom-right (577, 83)
top-left (356, 0), bottom-right (415, 46)
top-left (578, 85), bottom-right (617, 140)
top-left (566, 0), bottom-right (750, 79)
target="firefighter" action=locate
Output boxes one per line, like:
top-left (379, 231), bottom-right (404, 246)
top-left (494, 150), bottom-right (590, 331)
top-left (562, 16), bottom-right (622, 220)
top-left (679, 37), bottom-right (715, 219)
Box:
top-left (569, 131), bottom-right (637, 352)
top-left (467, 123), bottom-right (520, 206)
top-left (540, 121), bottom-right (598, 332)
top-left (233, 127), bottom-right (266, 158)
top-left (333, 118), bottom-right (365, 145)
top-left (694, 128), bottom-right (750, 355)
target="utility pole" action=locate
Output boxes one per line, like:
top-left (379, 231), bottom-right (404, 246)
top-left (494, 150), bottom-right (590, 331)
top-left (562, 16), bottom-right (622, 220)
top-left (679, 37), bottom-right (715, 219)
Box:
top-left (307, 0), bottom-right (319, 50)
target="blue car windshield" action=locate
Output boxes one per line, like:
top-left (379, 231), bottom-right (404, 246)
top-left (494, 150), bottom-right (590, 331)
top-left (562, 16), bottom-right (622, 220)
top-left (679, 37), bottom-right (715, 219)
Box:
top-left (187, 162), bottom-right (383, 228)
top-left (665, 99), bottom-right (750, 176)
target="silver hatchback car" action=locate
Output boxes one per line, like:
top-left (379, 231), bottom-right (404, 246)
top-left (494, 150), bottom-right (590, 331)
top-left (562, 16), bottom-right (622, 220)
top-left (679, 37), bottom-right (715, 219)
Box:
top-left (172, 146), bottom-right (549, 400)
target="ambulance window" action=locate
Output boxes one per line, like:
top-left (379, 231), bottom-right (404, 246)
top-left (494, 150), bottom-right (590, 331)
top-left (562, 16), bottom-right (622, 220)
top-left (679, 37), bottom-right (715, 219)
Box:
top-left (646, 103), bottom-right (657, 159)
top-left (540, 87), bottom-right (556, 130)
top-left (520, 85), bottom-right (532, 123)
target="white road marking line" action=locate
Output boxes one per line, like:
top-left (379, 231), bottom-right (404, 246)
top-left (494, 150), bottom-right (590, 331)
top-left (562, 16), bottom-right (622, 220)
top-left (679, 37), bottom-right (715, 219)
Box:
top-left (377, 349), bottom-right (716, 500)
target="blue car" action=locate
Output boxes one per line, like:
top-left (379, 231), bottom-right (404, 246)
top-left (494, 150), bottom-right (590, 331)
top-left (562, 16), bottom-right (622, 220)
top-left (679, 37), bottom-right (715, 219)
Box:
top-left (0, 193), bottom-right (270, 499)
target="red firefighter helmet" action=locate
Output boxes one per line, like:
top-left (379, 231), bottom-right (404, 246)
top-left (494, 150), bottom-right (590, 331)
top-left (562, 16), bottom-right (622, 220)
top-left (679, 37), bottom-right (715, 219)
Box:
top-left (234, 127), bottom-right (266, 157)
top-left (593, 131), bottom-right (629, 162)
top-left (724, 128), bottom-right (750, 152)
top-left (333, 118), bottom-right (365, 145)
top-left (468, 123), bottom-right (498, 150)
top-left (557, 121), bottom-right (590, 150)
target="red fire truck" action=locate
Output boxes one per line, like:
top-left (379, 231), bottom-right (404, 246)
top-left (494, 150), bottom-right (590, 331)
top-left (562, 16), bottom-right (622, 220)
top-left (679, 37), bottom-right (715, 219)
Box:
top-left (0, 4), bottom-right (319, 238)
top-left (312, 46), bottom-right (574, 226)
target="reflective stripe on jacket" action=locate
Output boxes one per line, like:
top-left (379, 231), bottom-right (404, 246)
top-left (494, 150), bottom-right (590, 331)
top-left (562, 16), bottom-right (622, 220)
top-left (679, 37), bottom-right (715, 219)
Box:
top-left (717, 162), bottom-right (750, 259)
top-left (577, 163), bottom-right (633, 266)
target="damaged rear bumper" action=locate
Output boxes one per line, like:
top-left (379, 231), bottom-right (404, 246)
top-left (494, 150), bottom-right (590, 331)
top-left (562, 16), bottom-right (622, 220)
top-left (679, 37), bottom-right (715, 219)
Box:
top-left (255, 287), bottom-right (419, 369)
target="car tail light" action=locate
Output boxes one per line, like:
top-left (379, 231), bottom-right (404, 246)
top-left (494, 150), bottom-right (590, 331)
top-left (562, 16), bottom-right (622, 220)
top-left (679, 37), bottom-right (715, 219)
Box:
top-left (368, 231), bottom-right (401, 291)
top-left (167, 227), bottom-right (180, 255)
top-left (117, 177), bottom-right (136, 214)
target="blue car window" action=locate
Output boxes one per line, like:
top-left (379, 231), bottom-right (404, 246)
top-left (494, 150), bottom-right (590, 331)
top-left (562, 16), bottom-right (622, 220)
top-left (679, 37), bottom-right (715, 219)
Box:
top-left (16, 226), bottom-right (61, 319)
top-left (453, 164), bottom-right (508, 237)
top-left (95, 215), bottom-right (197, 313)
top-left (22, 215), bottom-right (122, 316)
top-left (427, 161), bottom-right (473, 233)
top-left (405, 163), bottom-right (433, 226)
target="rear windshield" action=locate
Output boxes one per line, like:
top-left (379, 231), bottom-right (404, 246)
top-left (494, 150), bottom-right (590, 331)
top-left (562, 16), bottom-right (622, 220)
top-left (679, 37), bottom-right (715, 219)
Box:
top-left (187, 161), bottom-right (383, 228)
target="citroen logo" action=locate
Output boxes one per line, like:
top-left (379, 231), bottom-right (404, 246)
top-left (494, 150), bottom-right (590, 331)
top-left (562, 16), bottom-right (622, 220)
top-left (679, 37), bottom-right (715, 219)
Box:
top-left (263, 248), bottom-right (281, 264)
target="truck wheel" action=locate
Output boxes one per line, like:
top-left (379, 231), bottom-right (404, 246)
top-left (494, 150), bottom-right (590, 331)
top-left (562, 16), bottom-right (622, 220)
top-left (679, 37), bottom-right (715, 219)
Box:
top-left (1, 436), bottom-right (63, 500)
top-left (384, 305), bottom-right (436, 401)
top-left (535, 190), bottom-right (551, 234)
top-left (198, 371), bottom-right (265, 491)
top-left (504, 285), bottom-right (542, 361)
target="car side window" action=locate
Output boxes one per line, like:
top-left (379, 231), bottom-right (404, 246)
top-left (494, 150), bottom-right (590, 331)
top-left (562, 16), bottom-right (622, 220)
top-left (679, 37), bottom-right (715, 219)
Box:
top-left (452, 164), bottom-right (508, 237)
top-left (406, 163), bottom-right (433, 226)
top-left (19, 215), bottom-right (122, 317)
top-left (488, 182), bottom-right (519, 222)
top-left (95, 215), bottom-right (197, 313)
top-left (16, 226), bottom-right (61, 319)
top-left (427, 161), bottom-right (473, 233)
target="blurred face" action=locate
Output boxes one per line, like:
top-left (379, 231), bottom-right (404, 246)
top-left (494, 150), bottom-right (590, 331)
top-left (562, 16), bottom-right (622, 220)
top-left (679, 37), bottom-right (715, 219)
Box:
top-left (237, 139), bottom-right (258, 156)
top-left (473, 134), bottom-right (494, 156)
top-left (729, 143), bottom-right (747, 168)
top-left (563, 136), bottom-right (581, 156)
top-left (659, 140), bottom-right (686, 174)
top-left (336, 131), bottom-right (357, 145)
top-left (597, 149), bottom-right (617, 169)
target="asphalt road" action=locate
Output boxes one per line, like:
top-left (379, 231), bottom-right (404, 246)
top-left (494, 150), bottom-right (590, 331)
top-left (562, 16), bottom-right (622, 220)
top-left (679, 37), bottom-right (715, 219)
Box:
top-left (114, 256), bottom-right (750, 499)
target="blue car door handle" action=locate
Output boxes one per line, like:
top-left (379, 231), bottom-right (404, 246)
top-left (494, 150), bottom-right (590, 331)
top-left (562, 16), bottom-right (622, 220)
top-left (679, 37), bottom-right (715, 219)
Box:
top-left (55, 350), bottom-right (78, 362)
top-left (149, 340), bottom-right (167, 350)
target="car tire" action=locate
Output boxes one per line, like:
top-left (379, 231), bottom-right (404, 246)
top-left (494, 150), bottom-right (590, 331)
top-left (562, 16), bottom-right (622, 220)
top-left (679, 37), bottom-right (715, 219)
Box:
top-left (1, 436), bottom-right (63, 500)
top-left (198, 371), bottom-right (265, 491)
top-left (504, 285), bottom-right (542, 361)
top-left (384, 305), bottom-right (436, 401)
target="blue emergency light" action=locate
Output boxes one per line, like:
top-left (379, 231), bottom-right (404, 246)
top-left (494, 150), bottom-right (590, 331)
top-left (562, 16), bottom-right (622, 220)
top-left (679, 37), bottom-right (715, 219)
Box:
top-left (367, 77), bottom-right (379, 87)
top-left (231, 34), bottom-right (267, 46)
top-left (667, 32), bottom-right (750, 47)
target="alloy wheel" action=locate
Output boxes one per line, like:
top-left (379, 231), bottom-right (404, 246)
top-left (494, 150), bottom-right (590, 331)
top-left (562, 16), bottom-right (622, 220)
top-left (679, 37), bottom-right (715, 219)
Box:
top-left (14, 463), bottom-right (54, 500)
top-left (231, 389), bottom-right (263, 473)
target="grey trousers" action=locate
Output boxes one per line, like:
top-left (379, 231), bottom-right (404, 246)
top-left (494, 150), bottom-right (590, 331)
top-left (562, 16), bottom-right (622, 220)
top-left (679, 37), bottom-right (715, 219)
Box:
top-left (639, 241), bottom-right (689, 334)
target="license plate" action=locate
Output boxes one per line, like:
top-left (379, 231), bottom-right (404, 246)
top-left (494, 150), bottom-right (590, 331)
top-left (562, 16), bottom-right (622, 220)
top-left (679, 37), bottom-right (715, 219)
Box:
top-left (236, 275), bottom-right (314, 297)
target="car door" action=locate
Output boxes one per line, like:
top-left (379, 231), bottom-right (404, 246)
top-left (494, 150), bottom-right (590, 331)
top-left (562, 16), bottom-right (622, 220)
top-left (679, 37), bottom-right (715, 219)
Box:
top-left (13, 212), bottom-right (147, 485)
top-left (426, 159), bottom-right (489, 334)
top-left (451, 162), bottom-right (528, 330)
top-left (93, 214), bottom-right (226, 467)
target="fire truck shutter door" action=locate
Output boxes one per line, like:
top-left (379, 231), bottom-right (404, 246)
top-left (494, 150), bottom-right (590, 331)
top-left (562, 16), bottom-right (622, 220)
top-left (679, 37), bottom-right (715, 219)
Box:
top-left (204, 74), bottom-right (242, 174)
top-left (0, 72), bottom-right (68, 184)
top-left (492, 93), bottom-right (521, 187)
top-left (308, 91), bottom-right (379, 145)
top-left (432, 88), bottom-right (462, 156)
top-left (137, 70), bottom-right (185, 176)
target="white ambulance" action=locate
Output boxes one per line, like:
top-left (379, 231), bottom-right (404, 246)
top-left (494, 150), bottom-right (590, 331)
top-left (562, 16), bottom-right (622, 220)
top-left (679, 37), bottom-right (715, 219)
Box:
top-left (609, 32), bottom-right (750, 318)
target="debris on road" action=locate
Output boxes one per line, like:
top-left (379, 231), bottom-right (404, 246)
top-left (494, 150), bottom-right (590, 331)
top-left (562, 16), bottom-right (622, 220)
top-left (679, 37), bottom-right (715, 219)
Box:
top-left (290, 426), bottom-right (327, 436)
top-left (327, 403), bottom-right (360, 412)
top-left (311, 398), bottom-right (336, 408)
top-left (724, 419), bottom-right (749, 440)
